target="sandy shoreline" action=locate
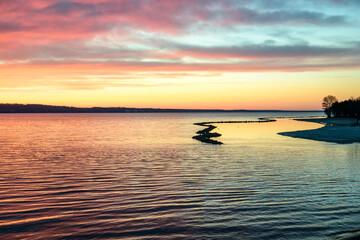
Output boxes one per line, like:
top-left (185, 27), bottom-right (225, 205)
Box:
top-left (278, 117), bottom-right (360, 144)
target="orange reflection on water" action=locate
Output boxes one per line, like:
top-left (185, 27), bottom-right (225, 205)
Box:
top-left (215, 119), bottom-right (322, 144)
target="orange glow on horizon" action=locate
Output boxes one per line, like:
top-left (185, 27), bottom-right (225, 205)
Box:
top-left (1, 64), bottom-right (359, 110)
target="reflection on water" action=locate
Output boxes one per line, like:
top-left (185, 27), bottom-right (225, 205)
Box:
top-left (0, 112), bottom-right (360, 240)
top-left (216, 119), bottom-right (322, 144)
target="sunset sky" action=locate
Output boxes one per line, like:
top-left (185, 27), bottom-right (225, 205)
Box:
top-left (0, 0), bottom-right (359, 110)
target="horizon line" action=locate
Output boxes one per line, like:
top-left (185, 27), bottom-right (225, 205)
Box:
top-left (0, 103), bottom-right (323, 112)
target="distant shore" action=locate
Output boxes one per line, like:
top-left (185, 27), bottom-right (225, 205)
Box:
top-left (278, 117), bottom-right (360, 144)
top-left (0, 103), bottom-right (322, 114)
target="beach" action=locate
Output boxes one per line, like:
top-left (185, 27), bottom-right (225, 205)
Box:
top-left (278, 117), bottom-right (360, 144)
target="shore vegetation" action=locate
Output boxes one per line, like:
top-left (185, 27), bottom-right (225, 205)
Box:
top-left (322, 96), bottom-right (360, 125)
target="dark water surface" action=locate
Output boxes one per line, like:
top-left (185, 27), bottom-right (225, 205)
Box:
top-left (1, 112), bottom-right (360, 240)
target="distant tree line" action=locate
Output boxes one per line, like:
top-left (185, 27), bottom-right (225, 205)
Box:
top-left (0, 104), bottom-right (196, 113)
top-left (322, 95), bottom-right (360, 121)
top-left (0, 104), bottom-right (169, 113)
top-left (0, 103), bottom-right (321, 114)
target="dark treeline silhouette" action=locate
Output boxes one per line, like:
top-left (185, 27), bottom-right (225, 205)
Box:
top-left (323, 96), bottom-right (360, 123)
top-left (0, 104), bottom-right (321, 114)
top-left (331, 98), bottom-right (360, 118)
top-left (0, 104), bottom-right (166, 113)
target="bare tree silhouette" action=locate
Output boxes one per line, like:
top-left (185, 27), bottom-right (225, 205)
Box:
top-left (322, 95), bottom-right (338, 118)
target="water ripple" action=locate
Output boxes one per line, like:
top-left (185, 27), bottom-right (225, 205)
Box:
top-left (0, 113), bottom-right (359, 240)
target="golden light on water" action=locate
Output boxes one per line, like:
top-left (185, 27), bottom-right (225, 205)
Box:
top-left (216, 120), bottom-right (322, 144)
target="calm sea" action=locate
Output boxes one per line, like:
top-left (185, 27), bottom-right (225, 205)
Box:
top-left (1, 112), bottom-right (360, 240)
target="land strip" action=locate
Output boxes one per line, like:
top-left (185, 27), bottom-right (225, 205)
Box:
top-left (278, 118), bottom-right (360, 144)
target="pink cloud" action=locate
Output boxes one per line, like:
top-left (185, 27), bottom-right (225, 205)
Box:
top-left (0, 0), bottom-right (357, 73)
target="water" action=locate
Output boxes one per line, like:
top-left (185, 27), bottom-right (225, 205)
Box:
top-left (1, 112), bottom-right (359, 240)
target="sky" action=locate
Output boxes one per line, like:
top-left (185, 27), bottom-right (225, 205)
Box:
top-left (0, 0), bottom-right (359, 110)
